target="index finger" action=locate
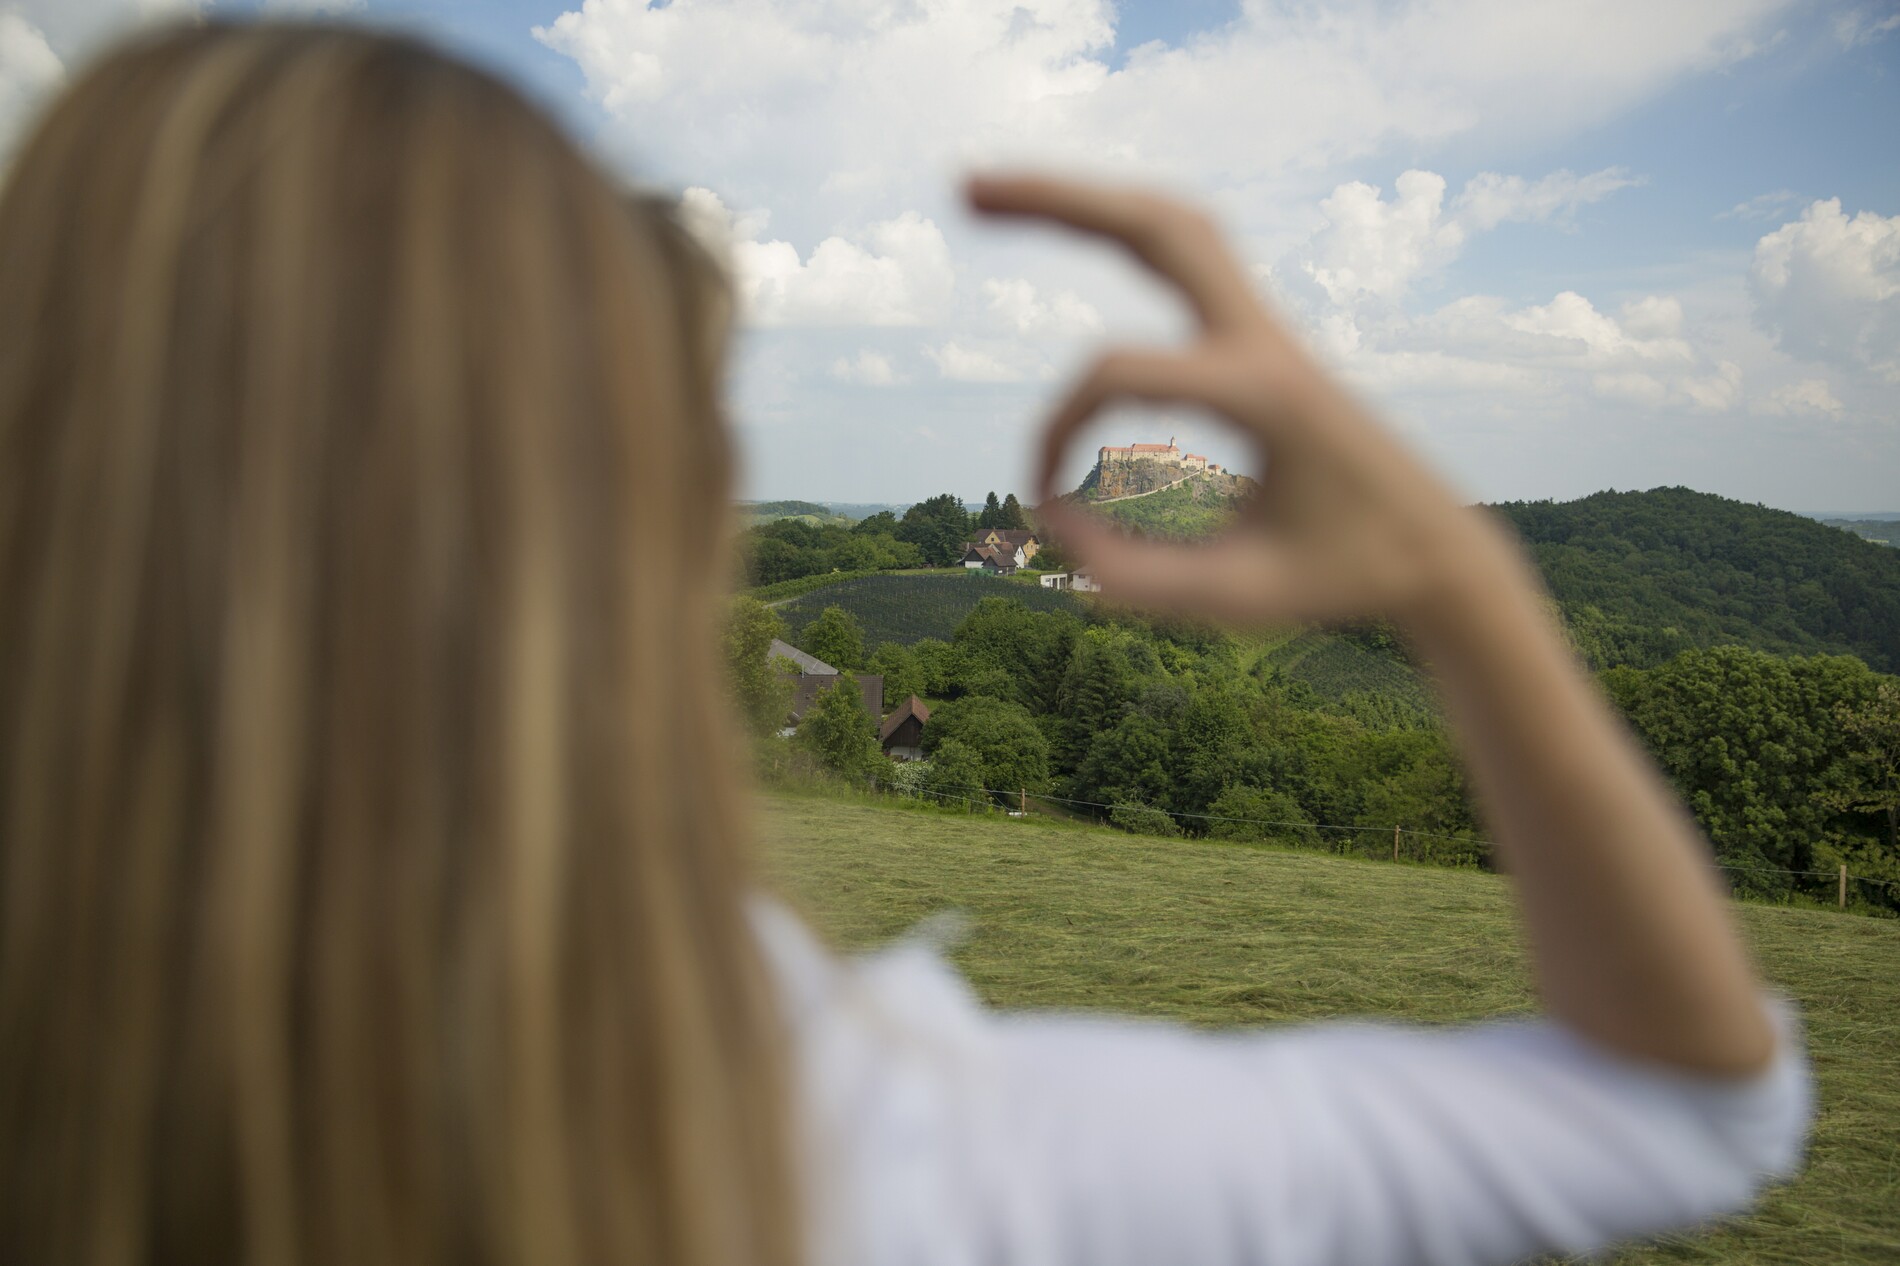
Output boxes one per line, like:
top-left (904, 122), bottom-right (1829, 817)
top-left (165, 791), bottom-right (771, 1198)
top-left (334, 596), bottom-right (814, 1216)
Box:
top-left (966, 173), bottom-right (1264, 335)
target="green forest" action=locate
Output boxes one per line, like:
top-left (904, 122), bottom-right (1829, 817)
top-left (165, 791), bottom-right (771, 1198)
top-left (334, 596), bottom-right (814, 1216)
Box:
top-left (1492, 487), bottom-right (1900, 672)
top-left (727, 484), bottom-right (1900, 911)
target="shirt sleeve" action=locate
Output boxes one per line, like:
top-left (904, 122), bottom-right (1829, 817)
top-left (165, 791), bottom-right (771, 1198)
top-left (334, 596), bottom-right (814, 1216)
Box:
top-left (751, 900), bottom-right (1813, 1266)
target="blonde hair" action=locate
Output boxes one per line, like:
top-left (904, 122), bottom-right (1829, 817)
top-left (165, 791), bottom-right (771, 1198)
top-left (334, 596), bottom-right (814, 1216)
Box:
top-left (0, 23), bottom-right (797, 1266)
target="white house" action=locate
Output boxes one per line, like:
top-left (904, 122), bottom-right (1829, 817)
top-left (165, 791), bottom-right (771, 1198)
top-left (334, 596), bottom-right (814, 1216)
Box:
top-left (1037, 571), bottom-right (1100, 593)
top-left (960, 543), bottom-right (1023, 574)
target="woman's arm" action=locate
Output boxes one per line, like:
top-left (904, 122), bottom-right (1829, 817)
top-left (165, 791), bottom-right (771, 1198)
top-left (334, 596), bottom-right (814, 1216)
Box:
top-left (967, 174), bottom-right (1778, 1079)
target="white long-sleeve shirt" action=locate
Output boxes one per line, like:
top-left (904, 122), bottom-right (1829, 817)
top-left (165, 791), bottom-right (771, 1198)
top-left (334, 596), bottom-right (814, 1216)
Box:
top-left (752, 900), bottom-right (1812, 1266)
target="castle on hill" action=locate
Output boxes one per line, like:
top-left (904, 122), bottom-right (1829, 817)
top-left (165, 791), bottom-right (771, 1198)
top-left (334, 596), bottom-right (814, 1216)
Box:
top-left (1096, 437), bottom-right (1223, 476)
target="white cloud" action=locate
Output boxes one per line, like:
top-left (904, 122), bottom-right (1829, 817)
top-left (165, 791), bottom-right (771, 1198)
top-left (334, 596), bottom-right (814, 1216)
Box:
top-left (1301, 167), bottom-right (1637, 307)
top-left (982, 277), bottom-right (1102, 337)
top-left (0, 1), bottom-right (210, 162)
top-left (1502, 291), bottom-right (1693, 366)
top-left (0, 12), bottom-right (62, 157)
top-left (1759, 377), bottom-right (1845, 416)
top-left (538, 0), bottom-right (1784, 215)
top-left (681, 187), bottom-right (952, 327)
top-left (1313, 286), bottom-right (1740, 418)
top-left (1453, 168), bottom-right (1642, 232)
top-left (8, 0), bottom-right (200, 61)
top-left (924, 340), bottom-right (1036, 383)
top-left (537, 0), bottom-right (1894, 506)
top-left (1304, 171), bottom-right (1465, 307)
top-left (1832, 7), bottom-right (1900, 48)
top-left (1719, 190), bottom-right (1801, 221)
top-left (828, 349), bottom-right (902, 386)
top-left (1751, 198), bottom-right (1900, 381)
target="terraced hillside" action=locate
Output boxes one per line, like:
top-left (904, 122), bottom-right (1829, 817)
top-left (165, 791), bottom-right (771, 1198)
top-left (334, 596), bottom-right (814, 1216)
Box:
top-left (772, 571), bottom-right (1085, 646)
top-left (1254, 628), bottom-right (1437, 725)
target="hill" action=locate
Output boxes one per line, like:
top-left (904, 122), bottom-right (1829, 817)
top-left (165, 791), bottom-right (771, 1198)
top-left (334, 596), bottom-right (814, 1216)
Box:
top-left (1490, 487), bottom-right (1900, 672)
top-left (759, 790), bottom-right (1900, 1264)
top-left (1085, 469), bottom-right (1257, 540)
top-left (737, 499), bottom-right (855, 528)
top-left (1822, 519), bottom-right (1900, 549)
top-left (772, 572), bottom-right (1085, 646)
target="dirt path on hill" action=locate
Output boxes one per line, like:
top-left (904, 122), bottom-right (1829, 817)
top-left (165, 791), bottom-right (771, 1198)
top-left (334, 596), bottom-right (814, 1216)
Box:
top-left (1088, 474), bottom-right (1193, 504)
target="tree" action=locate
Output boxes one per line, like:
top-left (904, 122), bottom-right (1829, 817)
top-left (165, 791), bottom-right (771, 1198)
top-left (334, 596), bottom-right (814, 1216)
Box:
top-left (923, 737), bottom-right (988, 805)
top-left (795, 673), bottom-right (881, 778)
top-left (999, 492), bottom-right (1029, 531)
top-left (851, 509), bottom-right (900, 536)
top-left (1604, 646), bottom-right (1880, 894)
top-left (1052, 631), bottom-right (1139, 770)
top-left (1109, 800), bottom-right (1178, 836)
top-left (952, 598), bottom-right (1079, 713)
top-left (1206, 785), bottom-right (1321, 848)
top-left (1167, 686), bottom-right (1253, 816)
top-left (911, 638), bottom-right (959, 695)
top-left (921, 695), bottom-right (1050, 795)
top-left (868, 641), bottom-right (925, 710)
top-left (723, 596), bottom-right (792, 740)
top-left (797, 605), bottom-right (865, 671)
top-left (1073, 713), bottom-right (1171, 810)
top-left (897, 493), bottom-right (973, 566)
top-left (1827, 678), bottom-right (1900, 854)
top-left (978, 491), bottom-right (1002, 528)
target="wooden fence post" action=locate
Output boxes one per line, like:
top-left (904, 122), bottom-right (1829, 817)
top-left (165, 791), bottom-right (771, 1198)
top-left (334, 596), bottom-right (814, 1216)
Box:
top-left (1840, 863), bottom-right (1848, 909)
top-left (1020, 788), bottom-right (1027, 815)
top-left (1393, 824), bottom-right (1401, 863)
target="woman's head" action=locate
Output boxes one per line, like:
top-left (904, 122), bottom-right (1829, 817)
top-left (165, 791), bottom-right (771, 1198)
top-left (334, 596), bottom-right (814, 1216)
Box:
top-left (0, 22), bottom-right (794, 1266)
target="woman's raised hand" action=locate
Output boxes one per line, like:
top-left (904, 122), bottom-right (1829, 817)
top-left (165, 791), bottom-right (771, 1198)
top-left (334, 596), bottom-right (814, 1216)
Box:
top-left (967, 174), bottom-right (1524, 632)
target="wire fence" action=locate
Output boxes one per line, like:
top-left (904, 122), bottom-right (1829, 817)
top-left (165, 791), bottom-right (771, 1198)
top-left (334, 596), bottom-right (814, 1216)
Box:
top-left (859, 771), bottom-right (1900, 907)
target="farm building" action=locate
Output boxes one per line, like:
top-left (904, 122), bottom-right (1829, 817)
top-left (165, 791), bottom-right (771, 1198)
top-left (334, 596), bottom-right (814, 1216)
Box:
top-left (1037, 571), bottom-right (1101, 593)
top-left (769, 638), bottom-right (883, 730)
top-left (969, 527), bottom-right (1040, 562)
top-left (878, 695), bottom-right (930, 761)
top-left (959, 543), bottom-right (1021, 574)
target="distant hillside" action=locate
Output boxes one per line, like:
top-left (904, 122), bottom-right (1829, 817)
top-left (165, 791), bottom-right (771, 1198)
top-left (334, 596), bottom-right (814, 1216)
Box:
top-left (1490, 487), bottom-right (1900, 672)
top-left (1821, 519), bottom-right (1900, 549)
top-left (737, 499), bottom-right (855, 528)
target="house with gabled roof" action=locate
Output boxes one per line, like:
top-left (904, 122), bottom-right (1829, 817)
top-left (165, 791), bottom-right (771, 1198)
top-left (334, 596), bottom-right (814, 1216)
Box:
top-left (878, 695), bottom-right (930, 761)
top-left (768, 638), bottom-right (883, 730)
top-left (959, 543), bottom-right (1021, 574)
top-left (969, 527), bottom-right (1040, 562)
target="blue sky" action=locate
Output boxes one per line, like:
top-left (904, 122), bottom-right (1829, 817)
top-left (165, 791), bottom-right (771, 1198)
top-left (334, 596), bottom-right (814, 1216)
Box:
top-left (5, 0), bottom-right (1898, 511)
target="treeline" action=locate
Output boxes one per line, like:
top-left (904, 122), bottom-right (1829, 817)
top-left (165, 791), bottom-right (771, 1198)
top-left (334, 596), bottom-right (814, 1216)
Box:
top-left (728, 592), bottom-right (1900, 910)
top-left (739, 490), bottom-right (1047, 586)
top-left (1493, 487), bottom-right (1900, 672)
top-left (732, 594), bottom-right (1490, 866)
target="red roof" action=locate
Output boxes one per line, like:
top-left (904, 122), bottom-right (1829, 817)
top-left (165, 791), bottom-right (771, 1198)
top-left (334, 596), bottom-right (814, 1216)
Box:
top-left (878, 695), bottom-right (931, 744)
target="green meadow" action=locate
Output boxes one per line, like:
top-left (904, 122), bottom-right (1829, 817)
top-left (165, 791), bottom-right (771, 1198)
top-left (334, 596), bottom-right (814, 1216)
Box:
top-left (758, 790), bottom-right (1900, 1264)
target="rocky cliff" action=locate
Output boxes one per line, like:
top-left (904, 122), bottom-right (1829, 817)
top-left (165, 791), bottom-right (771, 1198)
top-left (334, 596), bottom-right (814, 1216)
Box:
top-left (1077, 457), bottom-right (1251, 503)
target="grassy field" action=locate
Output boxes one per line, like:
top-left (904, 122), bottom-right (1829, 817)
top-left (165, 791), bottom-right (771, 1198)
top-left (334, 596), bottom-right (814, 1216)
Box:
top-left (757, 790), bottom-right (1900, 1264)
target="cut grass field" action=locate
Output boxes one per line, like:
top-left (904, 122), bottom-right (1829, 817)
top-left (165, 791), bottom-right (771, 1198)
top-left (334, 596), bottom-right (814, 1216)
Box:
top-left (757, 790), bottom-right (1900, 1265)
